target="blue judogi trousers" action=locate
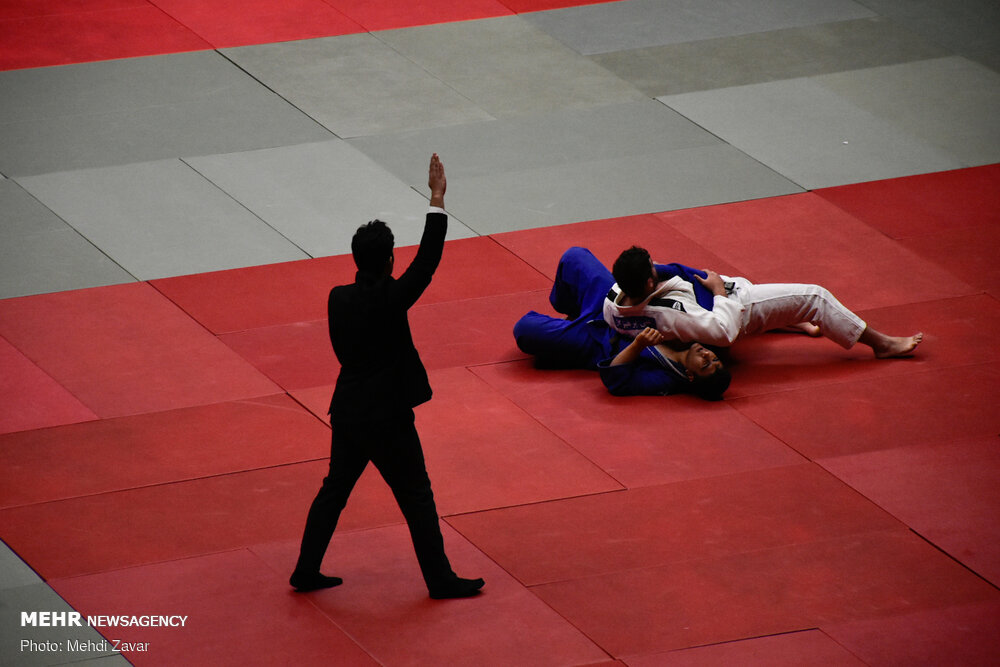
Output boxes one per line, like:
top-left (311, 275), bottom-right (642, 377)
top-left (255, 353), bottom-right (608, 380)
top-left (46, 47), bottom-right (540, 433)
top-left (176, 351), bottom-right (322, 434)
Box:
top-left (513, 247), bottom-right (615, 370)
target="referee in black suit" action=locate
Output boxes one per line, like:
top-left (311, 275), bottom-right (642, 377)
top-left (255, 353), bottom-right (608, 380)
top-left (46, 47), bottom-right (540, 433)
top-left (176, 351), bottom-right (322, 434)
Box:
top-left (290, 154), bottom-right (484, 600)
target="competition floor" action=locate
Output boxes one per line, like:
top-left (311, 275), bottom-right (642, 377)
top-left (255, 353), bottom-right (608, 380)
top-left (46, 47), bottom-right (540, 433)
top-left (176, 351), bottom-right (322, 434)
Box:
top-left (2, 1), bottom-right (999, 665)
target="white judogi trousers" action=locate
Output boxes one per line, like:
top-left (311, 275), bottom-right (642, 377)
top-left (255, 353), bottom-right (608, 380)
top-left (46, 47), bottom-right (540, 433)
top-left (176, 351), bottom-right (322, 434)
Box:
top-left (727, 278), bottom-right (867, 349)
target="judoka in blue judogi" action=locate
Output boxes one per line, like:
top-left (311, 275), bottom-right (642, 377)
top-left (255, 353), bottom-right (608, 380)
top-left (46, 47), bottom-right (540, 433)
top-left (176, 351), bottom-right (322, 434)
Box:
top-left (513, 247), bottom-right (731, 401)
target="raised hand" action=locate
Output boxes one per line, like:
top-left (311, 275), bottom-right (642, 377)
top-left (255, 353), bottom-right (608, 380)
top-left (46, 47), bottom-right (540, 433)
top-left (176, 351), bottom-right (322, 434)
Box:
top-left (428, 153), bottom-right (446, 208)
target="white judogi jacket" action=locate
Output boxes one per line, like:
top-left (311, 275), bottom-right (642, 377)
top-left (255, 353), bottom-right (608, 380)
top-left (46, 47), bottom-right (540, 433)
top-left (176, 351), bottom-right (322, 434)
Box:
top-left (603, 276), bottom-right (744, 346)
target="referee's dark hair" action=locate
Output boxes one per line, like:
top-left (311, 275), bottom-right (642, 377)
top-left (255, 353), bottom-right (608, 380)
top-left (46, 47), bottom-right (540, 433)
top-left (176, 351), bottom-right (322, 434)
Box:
top-left (352, 219), bottom-right (394, 275)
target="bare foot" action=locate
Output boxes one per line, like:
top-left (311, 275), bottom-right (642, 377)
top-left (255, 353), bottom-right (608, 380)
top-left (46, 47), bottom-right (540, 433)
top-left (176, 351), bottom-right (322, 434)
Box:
top-left (793, 322), bottom-right (822, 337)
top-left (874, 332), bottom-right (923, 359)
top-left (773, 322), bottom-right (822, 336)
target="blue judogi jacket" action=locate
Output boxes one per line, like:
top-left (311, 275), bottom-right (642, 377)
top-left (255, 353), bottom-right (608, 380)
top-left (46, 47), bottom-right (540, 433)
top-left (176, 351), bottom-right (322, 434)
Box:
top-left (598, 344), bottom-right (691, 396)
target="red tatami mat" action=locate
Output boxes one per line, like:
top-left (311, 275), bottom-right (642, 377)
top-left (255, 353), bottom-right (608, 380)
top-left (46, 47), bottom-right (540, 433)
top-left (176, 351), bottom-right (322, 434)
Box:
top-left (725, 293), bottom-right (1000, 397)
top-left (900, 224), bottom-right (1000, 298)
top-left (654, 193), bottom-right (977, 311)
top-left (153, 237), bottom-right (547, 335)
top-left (151, 255), bottom-right (355, 335)
top-left (0, 460), bottom-right (406, 579)
top-left (51, 548), bottom-right (378, 666)
top-left (0, 394), bottom-right (328, 509)
top-left (0, 4), bottom-right (210, 71)
top-left (409, 290), bottom-right (540, 371)
top-left (149, 0), bottom-right (363, 49)
top-left (219, 319), bottom-right (333, 391)
top-left (408, 236), bottom-right (552, 304)
top-left (731, 363), bottom-right (1000, 459)
top-left (288, 384), bottom-right (333, 420)
top-left (823, 599), bottom-right (1000, 667)
top-left (816, 165), bottom-right (1000, 239)
top-left (472, 360), bottom-right (804, 488)
top-left (724, 330), bottom-right (914, 399)
top-left (447, 464), bottom-right (900, 586)
top-left (218, 291), bottom-right (534, 391)
top-left (251, 524), bottom-right (610, 666)
top-left (290, 369), bottom-right (623, 515)
top-left (413, 367), bottom-right (622, 512)
top-left (0, 335), bottom-right (96, 435)
top-left (820, 435), bottom-right (1000, 586)
top-left (0, 282), bottom-right (279, 417)
top-left (0, 0), bottom-right (147, 19)
top-left (631, 629), bottom-right (866, 667)
top-left (531, 529), bottom-right (1000, 657)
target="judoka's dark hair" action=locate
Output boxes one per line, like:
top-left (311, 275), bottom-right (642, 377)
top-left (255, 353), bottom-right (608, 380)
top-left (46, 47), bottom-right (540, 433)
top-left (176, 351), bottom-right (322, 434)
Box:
top-left (352, 219), bottom-right (394, 274)
top-left (689, 367), bottom-right (731, 401)
top-left (613, 246), bottom-right (655, 299)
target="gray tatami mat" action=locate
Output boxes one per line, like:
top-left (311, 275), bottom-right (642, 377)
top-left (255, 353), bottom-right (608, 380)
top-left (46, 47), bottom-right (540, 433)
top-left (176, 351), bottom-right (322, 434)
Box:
top-left (349, 100), bottom-right (721, 184)
top-left (858, 0), bottom-right (1000, 71)
top-left (592, 17), bottom-right (950, 97)
top-left (18, 160), bottom-right (311, 281)
top-left (0, 51), bottom-right (333, 178)
top-left (434, 144), bottom-right (801, 234)
top-left (349, 99), bottom-right (801, 232)
top-left (1, 542), bottom-right (129, 667)
top-left (0, 539), bottom-right (40, 590)
top-left (0, 181), bottom-right (134, 299)
top-left (524, 0), bottom-right (876, 55)
top-left (185, 140), bottom-right (477, 258)
top-left (1, 586), bottom-right (131, 666)
top-left (660, 56), bottom-right (998, 189)
top-left (372, 17), bottom-right (646, 118)
top-left (816, 57), bottom-right (1000, 167)
top-left (222, 34), bottom-right (495, 139)
top-left (223, 16), bottom-right (647, 139)
top-left (662, 82), bottom-right (953, 189)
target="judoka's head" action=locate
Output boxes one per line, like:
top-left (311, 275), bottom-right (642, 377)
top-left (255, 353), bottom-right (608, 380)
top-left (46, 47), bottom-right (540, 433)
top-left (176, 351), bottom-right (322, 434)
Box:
top-left (683, 343), bottom-right (730, 401)
top-left (353, 220), bottom-right (395, 276)
top-left (613, 246), bottom-right (657, 300)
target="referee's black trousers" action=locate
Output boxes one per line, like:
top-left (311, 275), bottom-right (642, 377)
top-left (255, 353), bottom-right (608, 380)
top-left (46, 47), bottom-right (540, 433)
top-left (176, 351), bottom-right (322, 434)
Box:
top-left (294, 411), bottom-right (455, 588)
